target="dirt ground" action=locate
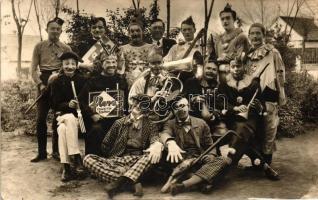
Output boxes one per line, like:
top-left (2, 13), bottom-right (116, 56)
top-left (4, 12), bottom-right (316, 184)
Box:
top-left (1, 126), bottom-right (318, 200)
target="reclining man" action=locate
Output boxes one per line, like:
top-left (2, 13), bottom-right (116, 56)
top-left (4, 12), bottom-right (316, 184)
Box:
top-left (160, 96), bottom-right (230, 195)
top-left (83, 94), bottom-right (163, 198)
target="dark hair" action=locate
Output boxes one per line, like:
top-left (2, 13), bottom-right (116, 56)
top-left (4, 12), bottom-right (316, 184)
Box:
top-left (181, 16), bottom-right (196, 29)
top-left (90, 17), bottom-right (107, 28)
top-left (151, 18), bottom-right (165, 28)
top-left (219, 3), bottom-right (237, 20)
top-left (249, 23), bottom-right (266, 36)
top-left (47, 17), bottom-right (64, 28)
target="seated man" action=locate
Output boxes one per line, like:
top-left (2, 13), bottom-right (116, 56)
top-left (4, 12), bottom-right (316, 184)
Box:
top-left (51, 51), bottom-right (87, 182)
top-left (160, 96), bottom-right (230, 195)
top-left (78, 54), bottom-right (128, 156)
top-left (218, 58), bottom-right (279, 180)
top-left (83, 94), bottom-right (163, 198)
top-left (129, 49), bottom-right (168, 106)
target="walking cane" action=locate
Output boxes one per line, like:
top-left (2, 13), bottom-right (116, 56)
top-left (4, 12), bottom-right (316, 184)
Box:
top-left (71, 81), bottom-right (86, 134)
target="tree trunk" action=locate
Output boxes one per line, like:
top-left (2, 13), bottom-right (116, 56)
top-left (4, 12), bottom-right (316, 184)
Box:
top-left (34, 0), bottom-right (43, 41)
top-left (55, 0), bottom-right (60, 17)
top-left (76, 0), bottom-right (79, 14)
top-left (166, 0), bottom-right (170, 38)
top-left (17, 32), bottom-right (23, 78)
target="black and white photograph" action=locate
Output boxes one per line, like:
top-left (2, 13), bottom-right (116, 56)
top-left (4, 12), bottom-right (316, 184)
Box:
top-left (1, 0), bottom-right (318, 199)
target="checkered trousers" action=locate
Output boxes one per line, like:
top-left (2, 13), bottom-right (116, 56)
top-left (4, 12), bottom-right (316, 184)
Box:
top-left (177, 155), bottom-right (229, 184)
top-left (83, 154), bottom-right (152, 183)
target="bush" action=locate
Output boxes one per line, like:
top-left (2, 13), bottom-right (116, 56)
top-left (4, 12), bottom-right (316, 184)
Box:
top-left (285, 71), bottom-right (318, 121)
top-left (278, 98), bottom-right (304, 137)
top-left (1, 79), bottom-right (37, 134)
top-left (278, 71), bottom-right (318, 137)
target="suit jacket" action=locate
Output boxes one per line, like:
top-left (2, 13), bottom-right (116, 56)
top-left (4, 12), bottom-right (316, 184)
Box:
top-left (101, 116), bottom-right (159, 158)
top-left (160, 116), bottom-right (216, 157)
top-left (162, 38), bottom-right (176, 57)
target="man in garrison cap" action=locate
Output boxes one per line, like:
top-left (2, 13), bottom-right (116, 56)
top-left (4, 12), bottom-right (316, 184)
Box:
top-left (30, 17), bottom-right (72, 162)
top-left (212, 3), bottom-right (250, 83)
top-left (164, 16), bottom-right (202, 83)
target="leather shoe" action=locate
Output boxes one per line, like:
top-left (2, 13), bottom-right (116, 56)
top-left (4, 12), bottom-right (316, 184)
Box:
top-left (61, 164), bottom-right (74, 182)
top-left (264, 166), bottom-right (280, 181)
top-left (104, 177), bottom-right (127, 198)
top-left (170, 183), bottom-right (185, 196)
top-left (133, 182), bottom-right (143, 197)
top-left (51, 152), bottom-right (60, 161)
top-left (201, 184), bottom-right (214, 194)
top-left (30, 154), bottom-right (47, 162)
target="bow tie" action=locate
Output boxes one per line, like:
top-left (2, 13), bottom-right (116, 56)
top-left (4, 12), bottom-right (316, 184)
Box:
top-left (125, 115), bottom-right (143, 130)
top-left (177, 120), bottom-right (191, 127)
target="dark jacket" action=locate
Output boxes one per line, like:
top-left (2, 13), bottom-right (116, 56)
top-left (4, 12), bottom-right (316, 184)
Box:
top-left (51, 71), bottom-right (87, 115)
top-left (101, 116), bottom-right (159, 158)
top-left (78, 74), bottom-right (129, 117)
top-left (160, 116), bottom-right (215, 158)
top-left (162, 38), bottom-right (177, 57)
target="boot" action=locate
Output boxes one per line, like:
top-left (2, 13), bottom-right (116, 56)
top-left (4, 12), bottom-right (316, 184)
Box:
top-left (61, 163), bottom-right (73, 182)
top-left (104, 177), bottom-right (127, 198)
top-left (70, 154), bottom-right (87, 180)
top-left (30, 153), bottom-right (47, 162)
top-left (170, 183), bottom-right (185, 196)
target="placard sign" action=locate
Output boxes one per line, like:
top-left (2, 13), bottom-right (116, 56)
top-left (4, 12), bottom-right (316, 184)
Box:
top-left (88, 89), bottom-right (124, 118)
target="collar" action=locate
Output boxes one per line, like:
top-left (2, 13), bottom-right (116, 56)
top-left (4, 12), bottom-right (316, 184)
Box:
top-left (153, 38), bottom-right (163, 46)
top-left (124, 114), bottom-right (144, 129)
top-left (48, 39), bottom-right (61, 47)
top-left (226, 74), bottom-right (253, 91)
top-left (221, 28), bottom-right (243, 44)
top-left (247, 44), bottom-right (274, 61)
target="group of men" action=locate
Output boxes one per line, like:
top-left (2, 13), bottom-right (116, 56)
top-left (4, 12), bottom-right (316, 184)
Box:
top-left (30, 3), bottom-right (286, 198)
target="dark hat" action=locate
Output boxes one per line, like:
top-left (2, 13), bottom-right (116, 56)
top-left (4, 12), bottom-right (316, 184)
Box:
top-left (181, 16), bottom-right (196, 29)
top-left (59, 51), bottom-right (83, 63)
top-left (47, 17), bottom-right (64, 27)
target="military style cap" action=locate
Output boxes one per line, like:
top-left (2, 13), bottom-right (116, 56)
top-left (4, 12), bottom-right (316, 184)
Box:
top-left (47, 17), bottom-right (64, 27)
top-left (59, 51), bottom-right (83, 63)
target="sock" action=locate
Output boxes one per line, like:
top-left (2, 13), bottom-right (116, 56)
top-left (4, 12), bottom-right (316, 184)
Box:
top-left (182, 175), bottom-right (203, 188)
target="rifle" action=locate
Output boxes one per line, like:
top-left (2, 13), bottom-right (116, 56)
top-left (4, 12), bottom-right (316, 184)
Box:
top-left (71, 81), bottom-right (86, 134)
top-left (161, 130), bottom-right (237, 193)
top-left (24, 86), bottom-right (49, 115)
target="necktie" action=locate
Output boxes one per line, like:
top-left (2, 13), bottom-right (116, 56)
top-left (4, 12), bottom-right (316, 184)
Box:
top-left (157, 41), bottom-right (160, 46)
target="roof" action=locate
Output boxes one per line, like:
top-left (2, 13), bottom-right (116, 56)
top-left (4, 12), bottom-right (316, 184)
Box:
top-left (280, 16), bottom-right (318, 41)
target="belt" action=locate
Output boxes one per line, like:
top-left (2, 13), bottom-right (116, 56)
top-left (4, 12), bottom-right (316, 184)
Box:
top-left (40, 69), bottom-right (59, 74)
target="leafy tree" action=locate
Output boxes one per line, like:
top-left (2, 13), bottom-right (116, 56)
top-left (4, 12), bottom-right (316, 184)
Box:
top-left (62, 0), bottom-right (161, 51)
